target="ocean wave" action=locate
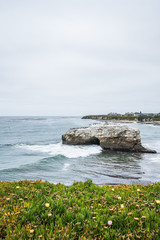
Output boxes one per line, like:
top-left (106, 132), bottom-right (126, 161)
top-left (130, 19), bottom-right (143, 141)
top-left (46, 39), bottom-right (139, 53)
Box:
top-left (0, 143), bottom-right (14, 148)
top-left (143, 140), bottom-right (160, 153)
top-left (8, 117), bottom-right (48, 122)
top-left (15, 142), bottom-right (102, 158)
top-left (0, 156), bottom-right (63, 174)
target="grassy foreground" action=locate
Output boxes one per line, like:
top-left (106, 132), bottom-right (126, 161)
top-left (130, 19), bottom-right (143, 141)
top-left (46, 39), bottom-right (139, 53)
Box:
top-left (0, 180), bottom-right (160, 240)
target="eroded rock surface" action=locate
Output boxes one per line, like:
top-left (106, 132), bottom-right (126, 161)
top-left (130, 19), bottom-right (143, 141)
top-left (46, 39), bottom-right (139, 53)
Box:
top-left (62, 123), bottom-right (156, 153)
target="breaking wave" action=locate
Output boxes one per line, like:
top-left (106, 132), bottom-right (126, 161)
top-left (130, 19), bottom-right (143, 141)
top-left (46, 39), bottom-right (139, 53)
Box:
top-left (15, 142), bottom-right (102, 158)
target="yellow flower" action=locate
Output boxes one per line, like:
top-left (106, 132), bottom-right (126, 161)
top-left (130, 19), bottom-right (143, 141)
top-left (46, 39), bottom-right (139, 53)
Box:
top-left (45, 203), bottom-right (50, 207)
top-left (118, 196), bottom-right (121, 200)
top-left (155, 200), bottom-right (160, 204)
top-left (121, 204), bottom-right (124, 209)
top-left (111, 188), bottom-right (115, 191)
top-left (137, 189), bottom-right (140, 192)
top-left (16, 186), bottom-right (20, 189)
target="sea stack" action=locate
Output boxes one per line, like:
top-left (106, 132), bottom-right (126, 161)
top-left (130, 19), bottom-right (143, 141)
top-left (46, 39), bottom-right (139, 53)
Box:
top-left (62, 123), bottom-right (156, 153)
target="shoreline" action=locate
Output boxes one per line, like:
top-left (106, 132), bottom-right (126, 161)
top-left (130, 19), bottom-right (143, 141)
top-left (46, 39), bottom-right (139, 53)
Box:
top-left (83, 118), bottom-right (160, 125)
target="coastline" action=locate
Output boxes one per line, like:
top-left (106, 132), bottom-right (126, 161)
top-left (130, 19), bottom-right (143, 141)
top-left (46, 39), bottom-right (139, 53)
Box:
top-left (1, 116), bottom-right (159, 186)
top-left (108, 120), bottom-right (160, 125)
top-left (82, 117), bottom-right (160, 125)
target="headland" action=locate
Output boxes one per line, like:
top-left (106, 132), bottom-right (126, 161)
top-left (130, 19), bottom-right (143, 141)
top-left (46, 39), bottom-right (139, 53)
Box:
top-left (82, 112), bottom-right (160, 125)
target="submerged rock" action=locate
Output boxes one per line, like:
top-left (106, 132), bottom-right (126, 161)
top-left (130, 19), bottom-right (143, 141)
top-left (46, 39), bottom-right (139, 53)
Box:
top-left (62, 123), bottom-right (156, 153)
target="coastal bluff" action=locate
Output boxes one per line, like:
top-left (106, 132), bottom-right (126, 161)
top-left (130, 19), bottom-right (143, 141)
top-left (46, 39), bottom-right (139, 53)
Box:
top-left (62, 123), bottom-right (156, 153)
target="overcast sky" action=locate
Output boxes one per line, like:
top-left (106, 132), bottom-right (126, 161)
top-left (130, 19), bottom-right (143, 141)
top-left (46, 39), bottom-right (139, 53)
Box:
top-left (0, 0), bottom-right (160, 116)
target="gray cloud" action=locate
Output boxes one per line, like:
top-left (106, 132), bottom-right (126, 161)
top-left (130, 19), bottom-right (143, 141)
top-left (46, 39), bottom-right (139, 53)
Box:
top-left (0, 0), bottom-right (160, 115)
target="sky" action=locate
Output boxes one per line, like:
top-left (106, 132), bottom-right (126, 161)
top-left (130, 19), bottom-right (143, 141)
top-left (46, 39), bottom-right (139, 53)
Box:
top-left (0, 0), bottom-right (160, 116)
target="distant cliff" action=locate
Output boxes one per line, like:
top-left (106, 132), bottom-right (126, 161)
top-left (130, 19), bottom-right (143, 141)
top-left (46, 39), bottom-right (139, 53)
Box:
top-left (82, 114), bottom-right (160, 123)
top-left (82, 115), bottom-right (137, 121)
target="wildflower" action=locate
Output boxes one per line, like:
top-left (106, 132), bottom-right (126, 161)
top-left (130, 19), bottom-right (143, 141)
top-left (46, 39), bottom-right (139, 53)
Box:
top-left (111, 188), bottom-right (115, 191)
top-left (118, 196), bottom-right (121, 200)
top-left (16, 186), bottom-right (20, 189)
top-left (137, 189), bottom-right (140, 192)
top-left (121, 204), bottom-right (124, 209)
top-left (45, 203), bottom-right (50, 207)
top-left (108, 220), bottom-right (112, 225)
top-left (48, 213), bottom-right (52, 217)
top-left (155, 200), bottom-right (160, 204)
top-left (30, 229), bottom-right (34, 233)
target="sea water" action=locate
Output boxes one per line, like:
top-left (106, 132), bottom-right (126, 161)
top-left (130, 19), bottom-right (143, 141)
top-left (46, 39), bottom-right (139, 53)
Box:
top-left (0, 116), bottom-right (159, 185)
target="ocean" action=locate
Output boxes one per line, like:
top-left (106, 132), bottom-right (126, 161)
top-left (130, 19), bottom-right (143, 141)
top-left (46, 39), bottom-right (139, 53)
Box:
top-left (0, 116), bottom-right (159, 185)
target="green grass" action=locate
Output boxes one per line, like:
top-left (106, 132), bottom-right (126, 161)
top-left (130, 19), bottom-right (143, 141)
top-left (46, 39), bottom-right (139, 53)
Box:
top-left (0, 180), bottom-right (160, 239)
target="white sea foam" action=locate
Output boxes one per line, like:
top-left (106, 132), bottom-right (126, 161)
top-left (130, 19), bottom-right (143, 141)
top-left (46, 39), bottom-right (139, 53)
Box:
top-left (143, 140), bottom-right (160, 153)
top-left (62, 163), bottom-right (70, 170)
top-left (16, 142), bottom-right (102, 158)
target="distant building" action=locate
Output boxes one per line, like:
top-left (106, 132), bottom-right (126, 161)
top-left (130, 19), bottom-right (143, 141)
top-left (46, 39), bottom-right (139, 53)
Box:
top-left (133, 111), bottom-right (143, 116)
top-left (125, 112), bottom-right (134, 116)
top-left (108, 112), bottom-right (121, 116)
top-left (142, 113), bottom-right (154, 116)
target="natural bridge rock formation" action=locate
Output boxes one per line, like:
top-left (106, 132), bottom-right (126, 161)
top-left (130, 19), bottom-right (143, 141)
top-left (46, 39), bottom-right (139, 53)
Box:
top-left (62, 123), bottom-right (156, 153)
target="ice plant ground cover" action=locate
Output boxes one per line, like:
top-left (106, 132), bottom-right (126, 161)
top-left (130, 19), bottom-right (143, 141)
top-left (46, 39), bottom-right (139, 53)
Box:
top-left (0, 180), bottom-right (160, 239)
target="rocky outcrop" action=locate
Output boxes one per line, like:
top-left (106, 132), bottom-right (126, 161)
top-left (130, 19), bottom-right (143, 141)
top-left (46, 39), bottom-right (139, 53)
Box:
top-left (62, 123), bottom-right (156, 153)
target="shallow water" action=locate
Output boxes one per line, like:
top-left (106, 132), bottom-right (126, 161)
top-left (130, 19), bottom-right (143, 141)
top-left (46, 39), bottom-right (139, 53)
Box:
top-left (0, 117), bottom-right (159, 185)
